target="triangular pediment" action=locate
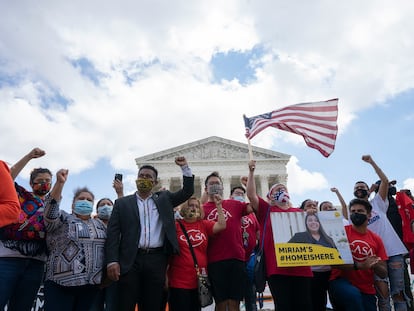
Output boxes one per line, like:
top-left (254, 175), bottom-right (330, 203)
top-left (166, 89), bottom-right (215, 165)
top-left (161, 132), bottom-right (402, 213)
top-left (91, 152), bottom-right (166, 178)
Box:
top-left (135, 136), bottom-right (290, 163)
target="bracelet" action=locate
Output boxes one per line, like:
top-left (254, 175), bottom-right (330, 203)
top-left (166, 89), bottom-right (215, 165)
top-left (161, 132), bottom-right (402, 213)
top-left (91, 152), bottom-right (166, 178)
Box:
top-left (353, 262), bottom-right (359, 270)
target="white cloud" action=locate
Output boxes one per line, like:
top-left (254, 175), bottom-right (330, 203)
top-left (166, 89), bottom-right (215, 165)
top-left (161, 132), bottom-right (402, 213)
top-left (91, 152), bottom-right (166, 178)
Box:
top-left (286, 156), bottom-right (328, 195)
top-left (402, 178), bottom-right (414, 192)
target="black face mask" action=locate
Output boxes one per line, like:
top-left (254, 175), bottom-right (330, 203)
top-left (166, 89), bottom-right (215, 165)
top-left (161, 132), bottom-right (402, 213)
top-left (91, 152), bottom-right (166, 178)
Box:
top-left (354, 189), bottom-right (368, 199)
top-left (350, 213), bottom-right (368, 226)
top-left (388, 186), bottom-right (397, 196)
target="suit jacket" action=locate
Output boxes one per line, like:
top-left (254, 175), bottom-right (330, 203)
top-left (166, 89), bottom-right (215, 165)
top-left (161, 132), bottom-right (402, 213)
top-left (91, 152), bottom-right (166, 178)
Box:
top-left (105, 175), bottom-right (194, 275)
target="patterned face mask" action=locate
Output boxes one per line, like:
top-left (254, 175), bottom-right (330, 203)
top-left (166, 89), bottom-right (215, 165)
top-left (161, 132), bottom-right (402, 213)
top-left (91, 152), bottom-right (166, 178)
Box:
top-left (207, 184), bottom-right (223, 196)
top-left (135, 178), bottom-right (154, 194)
top-left (180, 205), bottom-right (201, 220)
top-left (32, 182), bottom-right (51, 196)
top-left (272, 189), bottom-right (290, 205)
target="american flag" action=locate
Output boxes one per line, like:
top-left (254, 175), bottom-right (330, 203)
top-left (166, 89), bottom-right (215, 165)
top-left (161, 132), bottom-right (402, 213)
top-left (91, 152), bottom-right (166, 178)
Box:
top-left (244, 99), bottom-right (338, 157)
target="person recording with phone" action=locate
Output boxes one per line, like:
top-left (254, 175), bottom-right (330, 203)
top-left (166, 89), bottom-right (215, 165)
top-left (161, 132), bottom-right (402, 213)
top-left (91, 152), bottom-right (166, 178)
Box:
top-left (91, 173), bottom-right (127, 311)
top-left (202, 171), bottom-right (256, 311)
top-left (113, 173), bottom-right (124, 199)
top-left (91, 197), bottom-right (118, 311)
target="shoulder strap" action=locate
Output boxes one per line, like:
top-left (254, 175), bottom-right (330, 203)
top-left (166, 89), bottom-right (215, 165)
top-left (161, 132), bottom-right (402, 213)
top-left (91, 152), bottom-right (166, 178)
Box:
top-left (178, 221), bottom-right (199, 271)
top-left (260, 207), bottom-right (271, 249)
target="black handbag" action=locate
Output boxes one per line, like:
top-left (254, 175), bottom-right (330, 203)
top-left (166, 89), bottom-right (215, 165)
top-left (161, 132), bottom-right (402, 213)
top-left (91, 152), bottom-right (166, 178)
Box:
top-left (254, 246), bottom-right (266, 293)
top-left (178, 221), bottom-right (213, 307)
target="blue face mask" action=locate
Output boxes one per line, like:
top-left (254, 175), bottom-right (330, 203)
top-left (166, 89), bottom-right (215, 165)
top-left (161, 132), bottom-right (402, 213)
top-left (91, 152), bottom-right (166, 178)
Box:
top-left (232, 195), bottom-right (245, 202)
top-left (97, 204), bottom-right (113, 220)
top-left (74, 199), bottom-right (93, 216)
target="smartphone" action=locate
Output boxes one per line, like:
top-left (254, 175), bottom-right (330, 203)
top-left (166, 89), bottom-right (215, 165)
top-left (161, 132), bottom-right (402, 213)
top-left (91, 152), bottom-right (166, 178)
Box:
top-left (115, 173), bottom-right (123, 181)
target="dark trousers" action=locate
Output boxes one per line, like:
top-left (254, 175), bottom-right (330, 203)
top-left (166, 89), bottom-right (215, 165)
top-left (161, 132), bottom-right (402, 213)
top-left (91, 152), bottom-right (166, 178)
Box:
top-left (168, 287), bottom-right (200, 311)
top-left (0, 257), bottom-right (44, 311)
top-left (311, 270), bottom-right (331, 311)
top-left (118, 250), bottom-right (168, 311)
top-left (268, 274), bottom-right (312, 311)
top-left (90, 281), bottom-right (118, 311)
top-left (43, 280), bottom-right (99, 311)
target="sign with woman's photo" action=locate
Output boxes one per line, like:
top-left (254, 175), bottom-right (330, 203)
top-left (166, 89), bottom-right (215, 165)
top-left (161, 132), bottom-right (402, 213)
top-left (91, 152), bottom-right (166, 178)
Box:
top-left (271, 211), bottom-right (353, 267)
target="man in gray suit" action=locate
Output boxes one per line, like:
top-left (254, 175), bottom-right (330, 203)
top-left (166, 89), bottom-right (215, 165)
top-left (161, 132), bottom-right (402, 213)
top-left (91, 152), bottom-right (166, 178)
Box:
top-left (106, 156), bottom-right (194, 311)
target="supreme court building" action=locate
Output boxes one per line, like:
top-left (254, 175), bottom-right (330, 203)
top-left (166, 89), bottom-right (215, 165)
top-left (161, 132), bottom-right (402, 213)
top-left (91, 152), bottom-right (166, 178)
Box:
top-left (135, 136), bottom-right (291, 198)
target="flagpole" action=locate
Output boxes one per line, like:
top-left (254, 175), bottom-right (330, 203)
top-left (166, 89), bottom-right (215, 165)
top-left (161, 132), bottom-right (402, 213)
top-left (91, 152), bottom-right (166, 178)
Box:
top-left (247, 138), bottom-right (253, 160)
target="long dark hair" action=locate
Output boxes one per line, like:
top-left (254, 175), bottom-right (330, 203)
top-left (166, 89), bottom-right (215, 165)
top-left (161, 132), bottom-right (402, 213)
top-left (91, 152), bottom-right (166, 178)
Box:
top-left (305, 213), bottom-right (336, 248)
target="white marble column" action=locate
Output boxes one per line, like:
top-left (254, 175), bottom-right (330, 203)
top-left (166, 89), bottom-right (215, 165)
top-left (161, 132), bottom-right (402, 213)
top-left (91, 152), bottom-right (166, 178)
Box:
top-left (163, 178), bottom-right (171, 190)
top-left (199, 177), bottom-right (205, 198)
top-left (222, 176), bottom-right (231, 199)
top-left (259, 175), bottom-right (269, 198)
top-left (278, 174), bottom-right (288, 186)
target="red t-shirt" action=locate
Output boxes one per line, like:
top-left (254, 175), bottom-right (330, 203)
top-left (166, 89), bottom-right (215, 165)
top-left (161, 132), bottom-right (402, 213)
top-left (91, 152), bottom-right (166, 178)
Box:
top-left (0, 160), bottom-right (20, 227)
top-left (330, 225), bottom-right (388, 294)
top-left (396, 191), bottom-right (414, 249)
top-left (256, 197), bottom-right (313, 277)
top-left (242, 213), bottom-right (260, 261)
top-left (203, 199), bottom-right (247, 263)
top-left (168, 220), bottom-right (215, 289)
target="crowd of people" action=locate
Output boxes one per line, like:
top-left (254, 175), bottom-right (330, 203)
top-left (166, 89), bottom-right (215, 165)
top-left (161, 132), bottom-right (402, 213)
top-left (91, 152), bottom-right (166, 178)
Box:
top-left (0, 147), bottom-right (414, 311)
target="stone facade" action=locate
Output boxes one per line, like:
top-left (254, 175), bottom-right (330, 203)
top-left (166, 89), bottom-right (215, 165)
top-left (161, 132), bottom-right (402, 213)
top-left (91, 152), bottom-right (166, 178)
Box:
top-left (135, 136), bottom-right (291, 199)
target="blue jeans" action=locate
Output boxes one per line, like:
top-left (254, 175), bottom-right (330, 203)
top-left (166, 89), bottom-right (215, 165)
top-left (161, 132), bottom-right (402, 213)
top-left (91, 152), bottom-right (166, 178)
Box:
top-left (0, 257), bottom-right (44, 311)
top-left (376, 254), bottom-right (408, 311)
top-left (329, 278), bottom-right (377, 311)
top-left (244, 264), bottom-right (257, 311)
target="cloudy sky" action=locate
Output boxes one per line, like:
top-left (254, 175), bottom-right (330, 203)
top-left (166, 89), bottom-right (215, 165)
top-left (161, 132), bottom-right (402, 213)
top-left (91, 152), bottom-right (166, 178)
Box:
top-left (1, 0), bottom-right (414, 212)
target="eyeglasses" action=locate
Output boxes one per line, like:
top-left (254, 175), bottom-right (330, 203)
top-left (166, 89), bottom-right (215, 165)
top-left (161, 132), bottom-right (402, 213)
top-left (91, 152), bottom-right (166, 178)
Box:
top-left (233, 191), bottom-right (245, 196)
top-left (32, 179), bottom-right (51, 184)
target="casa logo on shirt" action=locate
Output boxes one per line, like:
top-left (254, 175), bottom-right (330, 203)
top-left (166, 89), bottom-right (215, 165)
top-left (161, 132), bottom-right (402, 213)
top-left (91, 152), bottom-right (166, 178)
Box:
top-left (180, 229), bottom-right (207, 247)
top-left (206, 208), bottom-right (231, 222)
top-left (241, 215), bottom-right (253, 229)
top-left (349, 239), bottom-right (374, 261)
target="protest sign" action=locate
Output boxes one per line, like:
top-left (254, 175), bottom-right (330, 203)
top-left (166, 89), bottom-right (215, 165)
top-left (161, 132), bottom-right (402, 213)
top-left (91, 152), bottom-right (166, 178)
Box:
top-left (271, 211), bottom-right (353, 267)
